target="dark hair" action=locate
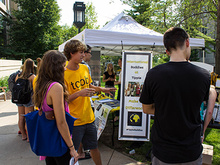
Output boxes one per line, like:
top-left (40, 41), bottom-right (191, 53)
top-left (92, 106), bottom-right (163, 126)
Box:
top-left (163, 27), bottom-right (189, 52)
top-left (63, 39), bottom-right (86, 60)
top-left (85, 45), bottom-right (91, 53)
top-left (34, 50), bottom-right (68, 108)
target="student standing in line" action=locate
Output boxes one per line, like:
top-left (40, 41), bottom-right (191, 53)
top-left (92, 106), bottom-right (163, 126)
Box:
top-left (63, 39), bottom-right (116, 165)
top-left (15, 58), bottom-right (35, 142)
top-left (140, 27), bottom-right (210, 164)
top-left (33, 50), bottom-right (79, 165)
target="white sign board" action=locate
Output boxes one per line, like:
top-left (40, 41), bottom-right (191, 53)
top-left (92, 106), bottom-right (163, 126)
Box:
top-left (118, 51), bottom-right (152, 141)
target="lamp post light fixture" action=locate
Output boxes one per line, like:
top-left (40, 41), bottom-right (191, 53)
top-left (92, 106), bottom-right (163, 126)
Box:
top-left (73, 1), bottom-right (86, 33)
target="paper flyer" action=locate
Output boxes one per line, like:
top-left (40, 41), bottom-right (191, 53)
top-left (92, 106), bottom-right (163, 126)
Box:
top-left (94, 101), bottom-right (113, 139)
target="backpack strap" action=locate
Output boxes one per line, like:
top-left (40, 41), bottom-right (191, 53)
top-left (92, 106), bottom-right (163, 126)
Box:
top-left (27, 73), bottom-right (33, 78)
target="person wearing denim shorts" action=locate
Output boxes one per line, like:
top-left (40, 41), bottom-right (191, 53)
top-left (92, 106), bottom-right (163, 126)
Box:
top-left (15, 58), bottom-right (36, 142)
top-left (16, 98), bottom-right (34, 108)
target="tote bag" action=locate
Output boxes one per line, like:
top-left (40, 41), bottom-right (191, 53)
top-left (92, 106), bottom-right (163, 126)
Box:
top-left (25, 110), bottom-right (76, 157)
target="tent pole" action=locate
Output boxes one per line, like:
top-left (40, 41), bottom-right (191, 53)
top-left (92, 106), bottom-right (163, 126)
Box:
top-left (121, 40), bottom-right (124, 50)
top-left (202, 48), bottom-right (205, 63)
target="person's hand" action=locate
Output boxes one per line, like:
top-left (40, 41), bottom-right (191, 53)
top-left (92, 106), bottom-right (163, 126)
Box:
top-left (70, 148), bottom-right (79, 164)
top-left (103, 87), bottom-right (117, 96)
top-left (201, 133), bottom-right (204, 143)
top-left (80, 88), bottom-right (96, 97)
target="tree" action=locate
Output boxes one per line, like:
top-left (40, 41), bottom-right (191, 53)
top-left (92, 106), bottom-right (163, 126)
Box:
top-left (216, 0), bottom-right (220, 75)
top-left (59, 25), bottom-right (78, 43)
top-left (174, 0), bottom-right (219, 74)
top-left (82, 2), bottom-right (100, 30)
top-left (122, 0), bottom-right (220, 74)
top-left (58, 2), bottom-right (99, 44)
top-left (7, 0), bottom-right (61, 60)
top-left (122, 0), bottom-right (178, 33)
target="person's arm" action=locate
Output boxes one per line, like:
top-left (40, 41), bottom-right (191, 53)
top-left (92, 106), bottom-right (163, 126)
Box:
top-left (29, 74), bottom-right (36, 85)
top-left (15, 74), bottom-right (19, 82)
top-left (102, 73), bottom-right (110, 82)
top-left (114, 81), bottom-right (120, 85)
top-left (49, 83), bottom-right (78, 162)
top-left (68, 88), bottom-right (96, 102)
top-left (114, 72), bottom-right (121, 85)
top-left (89, 83), bottom-right (116, 95)
top-left (111, 74), bottom-right (116, 82)
top-left (202, 86), bottom-right (217, 142)
top-left (142, 103), bottom-right (155, 115)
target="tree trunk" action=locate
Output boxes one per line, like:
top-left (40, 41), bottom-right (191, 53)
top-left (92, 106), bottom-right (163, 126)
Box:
top-left (216, 0), bottom-right (220, 75)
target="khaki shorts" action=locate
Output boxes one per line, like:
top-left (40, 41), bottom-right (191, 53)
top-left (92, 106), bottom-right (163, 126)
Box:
top-left (151, 153), bottom-right (202, 165)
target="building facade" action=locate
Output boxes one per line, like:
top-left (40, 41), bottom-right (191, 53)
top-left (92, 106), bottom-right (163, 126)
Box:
top-left (0, 0), bottom-right (17, 47)
top-left (198, 18), bottom-right (216, 67)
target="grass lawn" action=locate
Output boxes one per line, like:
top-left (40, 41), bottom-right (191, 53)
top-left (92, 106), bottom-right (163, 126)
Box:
top-left (203, 127), bottom-right (220, 164)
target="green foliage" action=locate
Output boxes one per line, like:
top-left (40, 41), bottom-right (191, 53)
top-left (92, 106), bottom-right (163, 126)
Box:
top-left (204, 128), bottom-right (220, 165)
top-left (123, 0), bottom-right (178, 33)
top-left (59, 2), bottom-right (99, 43)
top-left (6, 0), bottom-right (61, 60)
top-left (153, 53), bottom-right (169, 67)
top-left (82, 2), bottom-right (100, 30)
top-left (190, 50), bottom-right (200, 61)
top-left (0, 76), bottom-right (9, 91)
top-left (0, 14), bottom-right (5, 46)
top-left (59, 25), bottom-right (78, 43)
top-left (122, 0), bottom-right (218, 56)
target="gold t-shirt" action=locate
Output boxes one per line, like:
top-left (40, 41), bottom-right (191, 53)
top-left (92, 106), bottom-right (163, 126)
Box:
top-left (32, 75), bottom-right (37, 90)
top-left (64, 64), bottom-right (94, 126)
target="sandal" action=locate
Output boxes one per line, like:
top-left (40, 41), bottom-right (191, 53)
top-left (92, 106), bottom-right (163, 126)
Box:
top-left (78, 152), bottom-right (91, 160)
top-left (22, 137), bottom-right (27, 141)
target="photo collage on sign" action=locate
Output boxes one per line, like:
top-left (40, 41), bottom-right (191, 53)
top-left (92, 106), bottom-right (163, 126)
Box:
top-left (124, 82), bottom-right (144, 97)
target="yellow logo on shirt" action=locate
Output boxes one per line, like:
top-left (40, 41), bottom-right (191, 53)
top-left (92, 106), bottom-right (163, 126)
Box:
top-left (70, 76), bottom-right (89, 89)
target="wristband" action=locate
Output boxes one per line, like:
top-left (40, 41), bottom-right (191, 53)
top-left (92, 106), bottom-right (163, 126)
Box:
top-left (69, 144), bottom-right (74, 149)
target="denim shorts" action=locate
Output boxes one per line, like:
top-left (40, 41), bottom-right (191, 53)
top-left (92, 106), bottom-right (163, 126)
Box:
top-left (16, 98), bottom-right (34, 107)
top-left (72, 121), bottom-right (98, 151)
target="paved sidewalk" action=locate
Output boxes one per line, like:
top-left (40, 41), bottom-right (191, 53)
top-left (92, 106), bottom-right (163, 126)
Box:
top-left (0, 100), bottom-right (147, 165)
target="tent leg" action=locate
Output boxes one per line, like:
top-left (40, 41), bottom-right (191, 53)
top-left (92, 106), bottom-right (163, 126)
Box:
top-left (202, 49), bottom-right (205, 63)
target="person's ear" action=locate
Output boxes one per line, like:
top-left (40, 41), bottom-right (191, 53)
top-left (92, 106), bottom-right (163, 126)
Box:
top-left (186, 39), bottom-right (190, 47)
top-left (166, 50), bottom-right (170, 56)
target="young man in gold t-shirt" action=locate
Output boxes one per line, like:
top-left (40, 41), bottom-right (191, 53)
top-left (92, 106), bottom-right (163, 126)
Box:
top-left (63, 39), bottom-right (116, 165)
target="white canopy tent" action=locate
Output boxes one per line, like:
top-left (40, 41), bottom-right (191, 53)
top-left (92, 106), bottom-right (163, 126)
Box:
top-left (58, 13), bottom-right (205, 56)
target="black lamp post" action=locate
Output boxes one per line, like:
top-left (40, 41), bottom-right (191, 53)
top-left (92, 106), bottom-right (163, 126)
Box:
top-left (73, 2), bottom-right (86, 33)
